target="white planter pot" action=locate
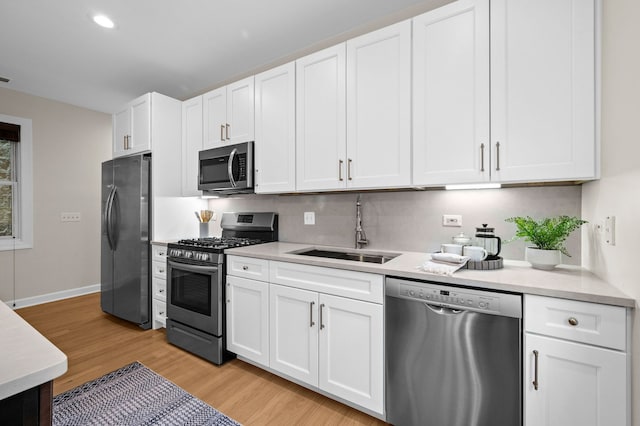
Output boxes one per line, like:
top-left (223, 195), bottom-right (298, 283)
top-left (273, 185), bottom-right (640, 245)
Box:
top-left (525, 247), bottom-right (562, 270)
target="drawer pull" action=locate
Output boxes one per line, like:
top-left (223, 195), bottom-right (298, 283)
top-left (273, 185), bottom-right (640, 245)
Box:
top-left (159, 289), bottom-right (164, 293)
top-left (242, 265), bottom-right (249, 271)
top-left (532, 350), bottom-right (539, 391)
top-left (159, 268), bottom-right (165, 273)
top-left (568, 317), bottom-right (579, 326)
top-left (320, 303), bottom-right (325, 330)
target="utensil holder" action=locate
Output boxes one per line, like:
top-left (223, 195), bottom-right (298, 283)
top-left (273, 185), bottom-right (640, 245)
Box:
top-left (199, 223), bottom-right (211, 238)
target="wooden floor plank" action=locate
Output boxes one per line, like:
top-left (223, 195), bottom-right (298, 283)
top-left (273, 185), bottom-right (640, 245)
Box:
top-left (15, 293), bottom-right (387, 425)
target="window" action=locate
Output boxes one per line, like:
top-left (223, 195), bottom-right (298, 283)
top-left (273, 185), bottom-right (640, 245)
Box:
top-left (0, 114), bottom-right (32, 251)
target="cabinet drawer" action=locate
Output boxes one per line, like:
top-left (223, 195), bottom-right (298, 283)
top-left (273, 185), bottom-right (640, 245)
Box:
top-left (227, 256), bottom-right (269, 281)
top-left (153, 278), bottom-right (167, 301)
top-left (270, 261), bottom-right (383, 304)
top-left (152, 260), bottom-right (167, 280)
top-left (153, 298), bottom-right (167, 326)
top-left (525, 295), bottom-right (626, 351)
top-left (152, 244), bottom-right (168, 262)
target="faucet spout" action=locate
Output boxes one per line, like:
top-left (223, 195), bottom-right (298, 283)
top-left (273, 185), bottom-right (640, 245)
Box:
top-left (355, 194), bottom-right (369, 249)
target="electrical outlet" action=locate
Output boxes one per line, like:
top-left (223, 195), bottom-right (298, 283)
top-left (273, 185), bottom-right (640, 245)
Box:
top-left (61, 212), bottom-right (81, 222)
top-left (443, 214), bottom-right (462, 227)
top-left (604, 216), bottom-right (616, 246)
top-left (304, 211), bottom-right (315, 225)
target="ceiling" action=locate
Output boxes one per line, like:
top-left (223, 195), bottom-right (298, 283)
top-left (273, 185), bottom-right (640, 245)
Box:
top-left (0, 0), bottom-right (445, 113)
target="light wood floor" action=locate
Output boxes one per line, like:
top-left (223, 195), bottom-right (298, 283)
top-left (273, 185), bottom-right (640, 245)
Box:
top-left (16, 293), bottom-right (387, 425)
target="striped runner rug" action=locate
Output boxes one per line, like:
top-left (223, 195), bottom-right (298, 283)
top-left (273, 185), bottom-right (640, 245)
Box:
top-left (52, 361), bottom-right (240, 426)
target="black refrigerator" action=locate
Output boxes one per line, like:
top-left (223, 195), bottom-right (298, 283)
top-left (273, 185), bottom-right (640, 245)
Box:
top-left (101, 153), bottom-right (151, 329)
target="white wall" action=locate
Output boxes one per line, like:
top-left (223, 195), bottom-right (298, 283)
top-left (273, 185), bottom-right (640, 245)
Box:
top-left (581, 1), bottom-right (640, 424)
top-left (0, 87), bottom-right (111, 303)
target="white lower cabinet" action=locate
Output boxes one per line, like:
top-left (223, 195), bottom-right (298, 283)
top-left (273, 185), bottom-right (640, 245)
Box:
top-left (226, 257), bottom-right (384, 416)
top-left (270, 284), bottom-right (384, 414)
top-left (151, 243), bottom-right (168, 329)
top-left (226, 275), bottom-right (270, 366)
top-left (524, 295), bottom-right (629, 426)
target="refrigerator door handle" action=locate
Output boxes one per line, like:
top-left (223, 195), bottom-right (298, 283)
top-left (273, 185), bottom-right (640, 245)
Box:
top-left (105, 186), bottom-right (117, 250)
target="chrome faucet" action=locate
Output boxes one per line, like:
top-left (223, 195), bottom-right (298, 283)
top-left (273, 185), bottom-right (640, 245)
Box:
top-left (355, 194), bottom-right (369, 249)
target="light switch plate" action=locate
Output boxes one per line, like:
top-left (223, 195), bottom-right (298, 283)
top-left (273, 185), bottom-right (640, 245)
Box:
top-left (443, 214), bottom-right (462, 227)
top-left (304, 211), bottom-right (315, 225)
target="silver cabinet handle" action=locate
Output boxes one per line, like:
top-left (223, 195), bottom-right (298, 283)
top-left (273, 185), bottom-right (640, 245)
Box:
top-left (495, 141), bottom-right (501, 171)
top-left (568, 317), bottom-right (579, 326)
top-left (348, 159), bottom-right (353, 180)
top-left (533, 350), bottom-right (539, 390)
top-left (480, 143), bottom-right (485, 172)
top-left (159, 268), bottom-right (165, 273)
top-left (159, 288), bottom-right (165, 293)
top-left (320, 303), bottom-right (325, 330)
top-left (220, 125), bottom-right (225, 141)
top-left (309, 301), bottom-right (315, 327)
top-left (242, 265), bottom-right (248, 271)
top-left (338, 160), bottom-right (344, 181)
top-left (226, 123), bottom-right (230, 140)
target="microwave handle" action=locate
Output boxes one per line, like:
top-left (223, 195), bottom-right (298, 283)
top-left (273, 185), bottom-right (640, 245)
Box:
top-left (228, 147), bottom-right (238, 187)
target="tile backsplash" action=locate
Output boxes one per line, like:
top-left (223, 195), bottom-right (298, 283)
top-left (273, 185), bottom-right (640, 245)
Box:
top-left (207, 185), bottom-right (583, 265)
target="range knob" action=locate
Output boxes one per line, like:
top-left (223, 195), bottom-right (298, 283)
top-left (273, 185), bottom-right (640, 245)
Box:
top-left (183, 251), bottom-right (193, 259)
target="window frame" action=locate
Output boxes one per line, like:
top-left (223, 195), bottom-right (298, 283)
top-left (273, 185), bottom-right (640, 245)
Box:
top-left (0, 114), bottom-right (32, 251)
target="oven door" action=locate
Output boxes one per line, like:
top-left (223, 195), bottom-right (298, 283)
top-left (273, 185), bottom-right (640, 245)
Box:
top-left (167, 259), bottom-right (222, 336)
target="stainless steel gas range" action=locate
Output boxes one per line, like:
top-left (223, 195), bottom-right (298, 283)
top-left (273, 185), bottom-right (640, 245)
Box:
top-left (166, 212), bottom-right (278, 365)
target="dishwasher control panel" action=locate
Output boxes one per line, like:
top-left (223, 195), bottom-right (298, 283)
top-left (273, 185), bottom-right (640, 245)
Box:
top-left (386, 277), bottom-right (522, 318)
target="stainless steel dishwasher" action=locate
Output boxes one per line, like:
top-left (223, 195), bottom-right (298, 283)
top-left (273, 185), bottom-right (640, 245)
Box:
top-left (386, 277), bottom-right (522, 426)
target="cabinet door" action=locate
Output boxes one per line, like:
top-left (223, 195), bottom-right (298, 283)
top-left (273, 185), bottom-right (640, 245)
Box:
top-left (254, 63), bottom-right (296, 193)
top-left (296, 44), bottom-right (347, 191)
top-left (226, 76), bottom-right (255, 143)
top-left (113, 106), bottom-right (130, 157)
top-left (346, 21), bottom-right (411, 189)
top-left (413, 0), bottom-right (490, 185)
top-left (128, 93), bottom-right (151, 154)
top-left (226, 276), bottom-right (270, 367)
top-left (318, 294), bottom-right (384, 414)
top-left (181, 96), bottom-right (203, 196)
top-left (270, 284), bottom-right (318, 386)
top-left (203, 87), bottom-right (227, 149)
top-left (525, 334), bottom-right (627, 426)
top-left (491, 0), bottom-right (596, 183)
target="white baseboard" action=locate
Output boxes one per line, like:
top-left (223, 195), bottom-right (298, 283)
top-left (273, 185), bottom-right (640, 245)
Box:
top-left (5, 284), bottom-right (101, 309)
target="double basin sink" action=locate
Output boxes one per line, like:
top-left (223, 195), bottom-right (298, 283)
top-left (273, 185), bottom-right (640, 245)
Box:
top-left (290, 248), bottom-right (399, 265)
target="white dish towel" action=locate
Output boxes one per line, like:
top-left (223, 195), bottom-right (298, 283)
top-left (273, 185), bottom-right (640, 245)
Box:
top-left (420, 253), bottom-right (470, 276)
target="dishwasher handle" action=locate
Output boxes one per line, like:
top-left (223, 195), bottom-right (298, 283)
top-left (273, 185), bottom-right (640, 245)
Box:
top-left (424, 303), bottom-right (464, 315)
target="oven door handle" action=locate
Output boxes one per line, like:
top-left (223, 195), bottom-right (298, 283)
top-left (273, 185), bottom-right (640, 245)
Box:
top-left (168, 259), bottom-right (219, 273)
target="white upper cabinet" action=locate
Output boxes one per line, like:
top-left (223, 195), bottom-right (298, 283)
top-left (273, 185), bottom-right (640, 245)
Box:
top-left (296, 44), bottom-right (347, 191)
top-left (412, 0), bottom-right (490, 185)
top-left (412, 0), bottom-right (597, 186)
top-left (181, 95), bottom-right (203, 196)
top-left (346, 20), bottom-right (412, 189)
top-left (113, 93), bottom-right (151, 157)
top-left (491, 0), bottom-right (596, 183)
top-left (203, 76), bottom-right (255, 149)
top-left (254, 62), bottom-right (296, 193)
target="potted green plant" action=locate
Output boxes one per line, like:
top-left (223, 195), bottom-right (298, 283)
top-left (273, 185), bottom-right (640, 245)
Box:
top-left (504, 215), bottom-right (588, 270)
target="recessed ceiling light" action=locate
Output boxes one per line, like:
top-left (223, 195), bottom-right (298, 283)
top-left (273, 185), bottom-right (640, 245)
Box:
top-left (93, 14), bottom-right (115, 29)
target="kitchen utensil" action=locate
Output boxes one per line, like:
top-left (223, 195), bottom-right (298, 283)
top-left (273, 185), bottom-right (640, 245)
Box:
top-left (195, 211), bottom-right (202, 222)
top-left (475, 224), bottom-right (502, 258)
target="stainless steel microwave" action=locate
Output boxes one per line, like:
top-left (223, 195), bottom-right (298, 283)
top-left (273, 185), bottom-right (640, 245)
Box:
top-left (198, 141), bottom-right (254, 194)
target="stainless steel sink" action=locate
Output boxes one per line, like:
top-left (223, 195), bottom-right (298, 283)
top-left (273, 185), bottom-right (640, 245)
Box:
top-left (291, 248), bottom-right (399, 264)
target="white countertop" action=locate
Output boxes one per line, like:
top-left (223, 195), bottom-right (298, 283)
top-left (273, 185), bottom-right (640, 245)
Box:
top-left (225, 242), bottom-right (635, 308)
top-left (0, 301), bottom-right (68, 400)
